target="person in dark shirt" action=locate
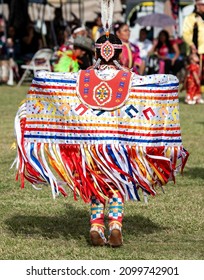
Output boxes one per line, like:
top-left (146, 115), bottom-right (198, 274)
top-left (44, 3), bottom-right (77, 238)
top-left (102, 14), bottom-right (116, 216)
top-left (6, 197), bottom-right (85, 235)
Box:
top-left (21, 22), bottom-right (43, 63)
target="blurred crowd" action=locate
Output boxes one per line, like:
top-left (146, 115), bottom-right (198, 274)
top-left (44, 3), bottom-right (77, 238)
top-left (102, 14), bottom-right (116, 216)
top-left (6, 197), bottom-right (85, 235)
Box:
top-left (0, 1), bottom-right (204, 104)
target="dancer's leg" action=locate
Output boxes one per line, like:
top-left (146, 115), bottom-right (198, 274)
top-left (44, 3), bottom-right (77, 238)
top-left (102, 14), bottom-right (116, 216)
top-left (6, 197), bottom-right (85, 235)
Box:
top-left (90, 196), bottom-right (107, 246)
top-left (108, 190), bottom-right (124, 247)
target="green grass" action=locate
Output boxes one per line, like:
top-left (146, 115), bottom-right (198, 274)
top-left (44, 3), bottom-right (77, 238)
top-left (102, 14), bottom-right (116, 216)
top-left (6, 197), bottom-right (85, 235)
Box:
top-left (0, 85), bottom-right (203, 260)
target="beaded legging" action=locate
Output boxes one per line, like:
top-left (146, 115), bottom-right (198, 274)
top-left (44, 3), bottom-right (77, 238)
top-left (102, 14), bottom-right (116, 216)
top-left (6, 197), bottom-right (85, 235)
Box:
top-left (90, 190), bottom-right (124, 228)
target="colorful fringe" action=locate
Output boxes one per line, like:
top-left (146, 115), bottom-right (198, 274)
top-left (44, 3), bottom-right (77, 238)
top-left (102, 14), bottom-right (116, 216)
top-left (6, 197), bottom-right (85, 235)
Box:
top-left (14, 102), bottom-right (189, 203)
top-left (13, 71), bottom-right (189, 203)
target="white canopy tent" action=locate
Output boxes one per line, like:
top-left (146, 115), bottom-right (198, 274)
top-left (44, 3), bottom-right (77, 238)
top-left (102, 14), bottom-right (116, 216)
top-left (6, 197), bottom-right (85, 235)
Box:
top-left (28, 0), bottom-right (123, 23)
top-left (0, 0), bottom-right (194, 40)
top-left (0, 0), bottom-right (123, 23)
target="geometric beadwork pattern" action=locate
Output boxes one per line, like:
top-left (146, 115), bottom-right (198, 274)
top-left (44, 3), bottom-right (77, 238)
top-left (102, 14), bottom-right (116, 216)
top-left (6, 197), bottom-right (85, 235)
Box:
top-left (125, 104), bottom-right (139, 118)
top-left (93, 82), bottom-right (112, 106)
top-left (108, 196), bottom-right (124, 219)
top-left (24, 70), bottom-right (182, 147)
top-left (77, 69), bottom-right (132, 110)
top-left (91, 197), bottom-right (105, 220)
top-left (100, 41), bottom-right (115, 62)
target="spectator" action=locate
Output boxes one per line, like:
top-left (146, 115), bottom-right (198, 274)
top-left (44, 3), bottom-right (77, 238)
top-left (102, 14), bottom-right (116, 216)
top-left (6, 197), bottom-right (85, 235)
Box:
top-left (182, 0), bottom-right (204, 97)
top-left (151, 30), bottom-right (182, 75)
top-left (56, 25), bottom-right (93, 70)
top-left (63, 25), bottom-right (87, 49)
top-left (0, 15), bottom-right (8, 83)
top-left (6, 25), bottom-right (21, 84)
top-left (133, 28), bottom-right (153, 74)
top-left (7, 25), bottom-right (21, 61)
top-left (0, 21), bottom-right (19, 85)
top-left (91, 13), bottom-right (104, 41)
top-left (114, 22), bottom-right (143, 74)
top-left (52, 7), bottom-right (67, 47)
top-left (21, 22), bottom-right (43, 64)
top-left (184, 53), bottom-right (204, 104)
top-left (53, 36), bottom-right (94, 72)
top-left (5, 37), bottom-right (20, 86)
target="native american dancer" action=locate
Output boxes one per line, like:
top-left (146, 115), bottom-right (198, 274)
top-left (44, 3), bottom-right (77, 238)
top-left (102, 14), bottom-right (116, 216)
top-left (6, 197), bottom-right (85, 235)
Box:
top-left (13, 1), bottom-right (189, 247)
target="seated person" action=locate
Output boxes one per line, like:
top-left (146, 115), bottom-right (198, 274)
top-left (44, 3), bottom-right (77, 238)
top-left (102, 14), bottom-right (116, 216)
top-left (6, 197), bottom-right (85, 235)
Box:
top-left (53, 36), bottom-right (94, 72)
top-left (150, 30), bottom-right (183, 76)
top-left (57, 25), bottom-right (93, 70)
top-left (21, 22), bottom-right (43, 63)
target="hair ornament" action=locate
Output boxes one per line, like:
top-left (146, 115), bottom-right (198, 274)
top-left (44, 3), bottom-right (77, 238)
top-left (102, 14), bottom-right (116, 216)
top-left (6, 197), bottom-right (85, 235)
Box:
top-left (95, 41), bottom-right (122, 61)
top-left (95, 43), bottom-right (122, 49)
top-left (93, 58), bottom-right (101, 69)
top-left (113, 59), bottom-right (124, 70)
top-left (96, 0), bottom-right (122, 62)
top-left (101, 0), bottom-right (114, 39)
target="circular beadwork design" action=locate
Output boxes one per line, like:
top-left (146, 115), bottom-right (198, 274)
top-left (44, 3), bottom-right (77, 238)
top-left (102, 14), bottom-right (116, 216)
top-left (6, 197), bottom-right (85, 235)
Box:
top-left (100, 41), bottom-right (115, 61)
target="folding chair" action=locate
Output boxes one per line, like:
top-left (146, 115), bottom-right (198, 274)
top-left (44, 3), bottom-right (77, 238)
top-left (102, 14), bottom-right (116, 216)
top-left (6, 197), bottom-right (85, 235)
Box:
top-left (17, 48), bottom-right (53, 87)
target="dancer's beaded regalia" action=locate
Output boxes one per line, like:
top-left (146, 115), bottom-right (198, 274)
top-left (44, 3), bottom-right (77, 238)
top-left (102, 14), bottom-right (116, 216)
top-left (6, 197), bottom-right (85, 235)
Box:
top-left (14, 0), bottom-right (189, 247)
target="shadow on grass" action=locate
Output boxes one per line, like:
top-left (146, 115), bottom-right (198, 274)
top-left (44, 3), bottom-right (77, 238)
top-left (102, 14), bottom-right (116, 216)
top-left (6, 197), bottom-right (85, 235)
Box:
top-left (183, 167), bottom-right (204, 180)
top-left (179, 96), bottom-right (185, 103)
top-left (123, 214), bottom-right (166, 236)
top-left (5, 205), bottom-right (165, 245)
top-left (5, 205), bottom-right (90, 241)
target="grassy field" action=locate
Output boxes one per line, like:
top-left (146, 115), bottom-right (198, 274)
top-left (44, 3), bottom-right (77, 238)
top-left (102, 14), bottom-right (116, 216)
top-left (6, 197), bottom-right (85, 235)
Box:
top-left (0, 85), bottom-right (203, 260)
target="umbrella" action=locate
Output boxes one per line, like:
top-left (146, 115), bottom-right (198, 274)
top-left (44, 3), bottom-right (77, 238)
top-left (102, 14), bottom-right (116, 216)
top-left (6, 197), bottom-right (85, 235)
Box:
top-left (135, 13), bottom-right (176, 28)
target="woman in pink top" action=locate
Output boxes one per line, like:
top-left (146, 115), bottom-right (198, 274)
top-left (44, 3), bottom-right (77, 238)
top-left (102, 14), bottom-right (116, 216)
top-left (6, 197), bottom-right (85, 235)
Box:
top-left (151, 30), bottom-right (182, 75)
top-left (114, 22), bottom-right (143, 74)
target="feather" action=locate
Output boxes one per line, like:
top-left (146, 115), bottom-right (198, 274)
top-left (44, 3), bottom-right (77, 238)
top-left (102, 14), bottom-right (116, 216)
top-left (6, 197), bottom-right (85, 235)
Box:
top-left (101, 0), bottom-right (114, 36)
